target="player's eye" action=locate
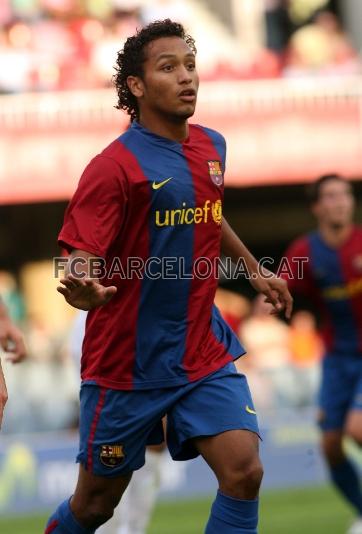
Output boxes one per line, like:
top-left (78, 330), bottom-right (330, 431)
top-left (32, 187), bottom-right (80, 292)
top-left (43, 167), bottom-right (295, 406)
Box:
top-left (161, 64), bottom-right (173, 72)
top-left (187, 63), bottom-right (195, 70)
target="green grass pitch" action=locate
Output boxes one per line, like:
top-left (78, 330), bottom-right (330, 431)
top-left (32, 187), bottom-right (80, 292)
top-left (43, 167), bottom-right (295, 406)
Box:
top-left (0, 485), bottom-right (354, 533)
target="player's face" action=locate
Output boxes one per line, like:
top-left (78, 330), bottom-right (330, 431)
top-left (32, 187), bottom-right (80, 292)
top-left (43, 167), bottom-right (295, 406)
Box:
top-left (134, 36), bottom-right (199, 121)
top-left (313, 179), bottom-right (355, 228)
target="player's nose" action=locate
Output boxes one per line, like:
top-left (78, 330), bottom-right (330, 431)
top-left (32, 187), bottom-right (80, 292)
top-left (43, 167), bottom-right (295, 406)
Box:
top-left (177, 65), bottom-right (193, 84)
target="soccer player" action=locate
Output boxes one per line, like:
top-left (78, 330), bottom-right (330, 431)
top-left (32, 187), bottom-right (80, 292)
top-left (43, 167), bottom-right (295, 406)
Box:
top-left (0, 296), bottom-right (26, 428)
top-left (283, 175), bottom-right (362, 534)
top-left (46, 19), bottom-right (292, 534)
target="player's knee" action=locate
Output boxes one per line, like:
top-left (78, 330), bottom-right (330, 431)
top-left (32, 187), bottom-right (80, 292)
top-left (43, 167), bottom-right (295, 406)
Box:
top-left (73, 496), bottom-right (117, 529)
top-left (219, 458), bottom-right (263, 499)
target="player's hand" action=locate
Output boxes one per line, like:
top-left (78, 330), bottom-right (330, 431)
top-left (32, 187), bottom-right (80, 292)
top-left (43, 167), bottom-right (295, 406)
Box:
top-left (250, 269), bottom-right (293, 319)
top-left (0, 317), bottom-right (27, 363)
top-left (57, 274), bottom-right (117, 310)
top-left (0, 365), bottom-right (8, 430)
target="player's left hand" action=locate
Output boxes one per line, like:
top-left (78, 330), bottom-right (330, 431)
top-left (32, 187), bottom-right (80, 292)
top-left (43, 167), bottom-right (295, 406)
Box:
top-left (250, 269), bottom-right (293, 319)
top-left (0, 317), bottom-right (27, 363)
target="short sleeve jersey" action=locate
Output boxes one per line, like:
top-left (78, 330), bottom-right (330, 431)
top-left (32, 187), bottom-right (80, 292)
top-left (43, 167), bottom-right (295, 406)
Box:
top-left (59, 122), bottom-right (244, 389)
top-left (283, 227), bottom-right (362, 356)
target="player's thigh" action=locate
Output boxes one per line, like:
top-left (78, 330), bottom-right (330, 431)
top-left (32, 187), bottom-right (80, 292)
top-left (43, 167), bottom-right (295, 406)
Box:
top-left (71, 463), bottom-right (132, 513)
top-left (318, 356), bottom-right (352, 432)
top-left (344, 364), bottom-right (362, 443)
top-left (166, 362), bottom-right (259, 463)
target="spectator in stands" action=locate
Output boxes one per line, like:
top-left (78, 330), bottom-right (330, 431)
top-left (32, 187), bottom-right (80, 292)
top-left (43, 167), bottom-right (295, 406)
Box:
top-left (141, 0), bottom-right (189, 27)
top-left (90, 8), bottom-right (141, 88)
top-left (284, 9), bottom-right (361, 77)
top-left (0, 22), bottom-right (34, 93)
top-left (0, 272), bottom-right (25, 323)
top-left (264, 0), bottom-right (293, 55)
top-left (289, 310), bottom-right (322, 407)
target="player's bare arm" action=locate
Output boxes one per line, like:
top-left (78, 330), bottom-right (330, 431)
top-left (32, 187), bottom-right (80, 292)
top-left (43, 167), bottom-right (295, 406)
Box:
top-left (0, 297), bottom-right (26, 363)
top-left (221, 218), bottom-right (293, 319)
top-left (57, 249), bottom-right (117, 311)
top-left (0, 359), bottom-right (8, 430)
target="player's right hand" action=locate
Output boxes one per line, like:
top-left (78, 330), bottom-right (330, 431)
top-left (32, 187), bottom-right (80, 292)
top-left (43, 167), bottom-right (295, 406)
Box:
top-left (250, 269), bottom-right (293, 320)
top-left (57, 274), bottom-right (117, 310)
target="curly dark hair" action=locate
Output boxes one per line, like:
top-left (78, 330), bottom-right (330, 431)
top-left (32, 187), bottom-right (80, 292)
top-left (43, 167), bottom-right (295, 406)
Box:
top-left (113, 19), bottom-right (196, 122)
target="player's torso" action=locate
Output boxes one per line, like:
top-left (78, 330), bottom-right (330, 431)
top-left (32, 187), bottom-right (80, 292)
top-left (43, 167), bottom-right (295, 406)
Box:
top-left (82, 123), bottom-right (241, 388)
top-left (308, 227), bottom-right (362, 354)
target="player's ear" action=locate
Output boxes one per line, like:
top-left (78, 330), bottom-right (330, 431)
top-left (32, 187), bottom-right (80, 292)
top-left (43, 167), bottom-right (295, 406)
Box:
top-left (127, 76), bottom-right (144, 98)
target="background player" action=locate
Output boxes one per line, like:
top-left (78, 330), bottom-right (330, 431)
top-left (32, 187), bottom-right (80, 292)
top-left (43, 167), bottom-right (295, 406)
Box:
top-left (283, 174), bottom-right (362, 534)
top-left (46, 19), bottom-right (292, 534)
top-left (0, 296), bottom-right (26, 428)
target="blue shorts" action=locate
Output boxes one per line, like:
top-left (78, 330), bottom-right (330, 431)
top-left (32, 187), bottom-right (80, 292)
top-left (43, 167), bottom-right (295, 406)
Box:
top-left (318, 353), bottom-right (362, 431)
top-left (77, 362), bottom-right (259, 476)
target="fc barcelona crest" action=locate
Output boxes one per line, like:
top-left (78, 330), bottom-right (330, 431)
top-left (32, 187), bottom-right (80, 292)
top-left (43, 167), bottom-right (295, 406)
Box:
top-left (208, 160), bottom-right (223, 187)
top-left (100, 444), bottom-right (125, 467)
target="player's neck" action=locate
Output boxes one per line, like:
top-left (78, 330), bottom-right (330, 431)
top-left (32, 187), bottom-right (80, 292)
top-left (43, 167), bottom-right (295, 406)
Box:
top-left (319, 222), bottom-right (354, 248)
top-left (138, 112), bottom-right (189, 143)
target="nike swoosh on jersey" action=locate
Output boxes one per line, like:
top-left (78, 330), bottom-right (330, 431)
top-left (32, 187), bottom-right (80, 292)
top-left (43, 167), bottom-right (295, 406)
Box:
top-left (245, 405), bottom-right (257, 415)
top-left (152, 177), bottom-right (173, 190)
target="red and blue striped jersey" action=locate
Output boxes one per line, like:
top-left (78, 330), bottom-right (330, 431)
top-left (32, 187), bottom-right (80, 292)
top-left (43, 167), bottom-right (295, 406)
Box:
top-left (59, 122), bottom-right (244, 389)
top-left (284, 227), bottom-right (362, 356)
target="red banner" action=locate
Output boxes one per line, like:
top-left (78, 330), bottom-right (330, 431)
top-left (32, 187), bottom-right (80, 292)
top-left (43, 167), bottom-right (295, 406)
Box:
top-left (1, 79), bottom-right (362, 204)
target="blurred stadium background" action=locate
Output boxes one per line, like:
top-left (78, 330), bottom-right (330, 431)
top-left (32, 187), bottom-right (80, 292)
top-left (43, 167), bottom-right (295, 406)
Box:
top-left (1, 0), bottom-right (362, 532)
